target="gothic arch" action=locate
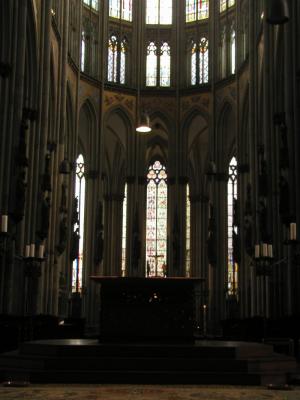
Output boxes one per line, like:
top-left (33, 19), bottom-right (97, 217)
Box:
top-left (217, 100), bottom-right (236, 170)
top-left (182, 108), bottom-right (209, 194)
top-left (103, 107), bottom-right (130, 195)
top-left (78, 99), bottom-right (98, 166)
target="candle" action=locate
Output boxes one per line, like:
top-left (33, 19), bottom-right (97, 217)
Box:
top-left (255, 244), bottom-right (260, 259)
top-left (268, 244), bottom-right (273, 258)
top-left (25, 245), bottom-right (30, 258)
top-left (1, 215), bottom-right (8, 232)
top-left (38, 245), bottom-right (44, 259)
top-left (290, 223), bottom-right (297, 241)
top-left (30, 244), bottom-right (35, 258)
top-left (262, 243), bottom-right (268, 258)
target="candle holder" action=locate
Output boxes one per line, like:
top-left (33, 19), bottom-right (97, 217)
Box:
top-left (0, 232), bottom-right (9, 258)
top-left (23, 255), bottom-right (46, 315)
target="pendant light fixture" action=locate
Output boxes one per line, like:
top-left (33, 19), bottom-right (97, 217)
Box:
top-left (266, 0), bottom-right (290, 25)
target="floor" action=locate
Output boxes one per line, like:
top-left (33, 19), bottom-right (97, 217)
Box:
top-left (1, 384), bottom-right (300, 400)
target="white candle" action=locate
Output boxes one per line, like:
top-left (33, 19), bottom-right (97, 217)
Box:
top-left (255, 244), bottom-right (260, 259)
top-left (268, 244), bottom-right (273, 258)
top-left (38, 245), bottom-right (44, 259)
top-left (25, 245), bottom-right (30, 258)
top-left (1, 215), bottom-right (8, 232)
top-left (262, 243), bottom-right (268, 258)
top-left (30, 244), bottom-right (35, 258)
top-left (290, 223), bottom-right (297, 241)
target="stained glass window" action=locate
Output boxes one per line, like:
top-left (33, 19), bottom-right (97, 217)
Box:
top-left (190, 37), bottom-right (208, 85)
top-left (121, 184), bottom-right (127, 276)
top-left (191, 42), bottom-right (197, 85)
top-left (231, 29), bottom-right (236, 74)
top-left (72, 154), bottom-right (86, 293)
top-left (220, 29), bottom-right (226, 78)
top-left (81, 31), bottom-right (86, 72)
top-left (186, 184), bottom-right (191, 277)
top-left (146, 0), bottom-right (172, 24)
top-left (108, 35), bottom-right (127, 84)
top-left (109, 0), bottom-right (132, 21)
top-left (186, 0), bottom-right (209, 22)
top-left (146, 161), bottom-right (168, 277)
top-left (220, 0), bottom-right (235, 12)
top-left (227, 157), bottom-right (238, 295)
top-left (220, 0), bottom-right (227, 12)
top-left (199, 37), bottom-right (209, 83)
top-left (120, 39), bottom-right (127, 84)
top-left (83, 0), bottom-right (98, 10)
top-left (160, 42), bottom-right (171, 87)
top-left (146, 41), bottom-right (171, 87)
top-left (146, 42), bottom-right (157, 86)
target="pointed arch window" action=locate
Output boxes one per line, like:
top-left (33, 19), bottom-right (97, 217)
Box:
top-left (81, 31), bottom-right (86, 72)
top-left (146, 0), bottom-right (172, 25)
top-left (72, 154), bottom-right (86, 293)
top-left (160, 42), bottom-right (171, 87)
top-left (220, 0), bottom-right (235, 12)
top-left (146, 161), bottom-right (168, 277)
top-left (121, 184), bottom-right (127, 276)
top-left (230, 29), bottom-right (236, 74)
top-left (186, 0), bottom-right (209, 22)
top-left (190, 37), bottom-right (209, 85)
top-left (186, 184), bottom-right (191, 277)
top-left (83, 0), bottom-right (98, 11)
top-left (108, 34), bottom-right (127, 84)
top-left (227, 156), bottom-right (238, 295)
top-left (109, 0), bottom-right (132, 21)
top-left (146, 41), bottom-right (171, 87)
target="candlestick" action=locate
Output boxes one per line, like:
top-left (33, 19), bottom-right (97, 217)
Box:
top-left (1, 215), bottom-right (8, 233)
top-left (30, 244), bottom-right (35, 258)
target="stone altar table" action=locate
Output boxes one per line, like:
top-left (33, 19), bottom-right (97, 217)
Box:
top-left (90, 276), bottom-right (204, 343)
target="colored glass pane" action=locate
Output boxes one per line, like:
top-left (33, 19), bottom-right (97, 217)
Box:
top-left (146, 42), bottom-right (157, 86)
top-left (199, 37), bottom-right (209, 83)
top-left (146, 161), bottom-right (168, 277)
top-left (231, 30), bottom-right (236, 74)
top-left (121, 184), bottom-right (127, 276)
top-left (108, 35), bottom-right (118, 82)
top-left (220, 0), bottom-right (226, 12)
top-left (120, 39), bottom-right (126, 84)
top-left (160, 42), bottom-right (171, 87)
top-left (186, 184), bottom-right (191, 277)
top-left (198, 0), bottom-right (209, 19)
top-left (122, 0), bottom-right (132, 21)
top-left (72, 154), bottom-right (85, 293)
top-left (227, 157), bottom-right (238, 295)
top-left (109, 0), bottom-right (120, 18)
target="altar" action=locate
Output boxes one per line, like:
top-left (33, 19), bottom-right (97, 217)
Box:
top-left (91, 276), bottom-right (204, 343)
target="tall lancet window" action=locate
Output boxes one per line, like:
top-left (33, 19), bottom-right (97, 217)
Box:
top-left (81, 31), bottom-right (86, 72)
top-left (186, 0), bottom-right (209, 22)
top-left (108, 34), bottom-right (127, 84)
top-left (146, 161), bottom-right (168, 277)
top-left (146, 41), bottom-right (171, 87)
top-left (72, 154), bottom-right (86, 293)
top-left (160, 42), bottom-right (171, 87)
top-left (109, 0), bottom-right (132, 21)
top-left (230, 29), bottom-right (236, 74)
top-left (121, 184), bottom-right (127, 276)
top-left (227, 156), bottom-right (238, 295)
top-left (186, 184), bottom-right (191, 277)
top-left (146, 42), bottom-right (157, 86)
top-left (191, 38), bottom-right (209, 85)
top-left (146, 0), bottom-right (172, 25)
top-left (220, 0), bottom-right (235, 12)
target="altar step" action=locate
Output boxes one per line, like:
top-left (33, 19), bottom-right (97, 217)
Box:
top-left (0, 339), bottom-right (297, 385)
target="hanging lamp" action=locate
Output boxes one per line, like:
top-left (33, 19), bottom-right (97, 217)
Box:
top-left (266, 0), bottom-right (290, 25)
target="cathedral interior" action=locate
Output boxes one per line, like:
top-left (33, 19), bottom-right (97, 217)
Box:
top-left (0, 0), bottom-right (300, 388)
